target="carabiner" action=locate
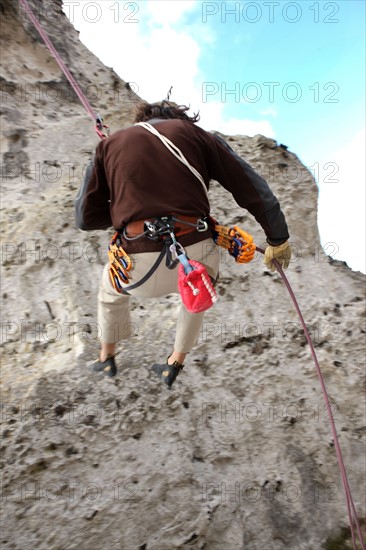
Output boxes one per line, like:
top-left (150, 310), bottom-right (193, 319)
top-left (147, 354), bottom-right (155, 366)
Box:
top-left (197, 218), bottom-right (209, 232)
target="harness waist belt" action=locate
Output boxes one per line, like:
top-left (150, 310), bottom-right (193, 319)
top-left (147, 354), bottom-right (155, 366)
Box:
top-left (125, 215), bottom-right (205, 238)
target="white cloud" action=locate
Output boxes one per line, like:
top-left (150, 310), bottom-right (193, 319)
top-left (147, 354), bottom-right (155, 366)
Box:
top-left (128, 26), bottom-right (202, 102)
top-left (260, 107), bottom-right (278, 118)
top-left (63, 1), bottom-right (202, 103)
top-left (62, 1), bottom-right (273, 137)
top-left (318, 128), bottom-right (365, 273)
top-left (197, 101), bottom-right (275, 136)
top-left (145, 0), bottom-right (197, 25)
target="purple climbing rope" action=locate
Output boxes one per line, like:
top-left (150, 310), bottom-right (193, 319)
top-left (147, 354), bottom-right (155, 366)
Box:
top-left (256, 245), bottom-right (365, 550)
top-left (19, 0), bottom-right (108, 138)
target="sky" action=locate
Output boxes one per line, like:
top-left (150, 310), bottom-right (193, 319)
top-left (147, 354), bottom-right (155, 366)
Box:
top-left (62, 0), bottom-right (365, 273)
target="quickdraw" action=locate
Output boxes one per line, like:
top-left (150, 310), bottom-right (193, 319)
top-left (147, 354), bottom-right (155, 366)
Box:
top-left (95, 113), bottom-right (110, 140)
top-left (210, 218), bottom-right (256, 263)
top-left (108, 232), bottom-right (132, 292)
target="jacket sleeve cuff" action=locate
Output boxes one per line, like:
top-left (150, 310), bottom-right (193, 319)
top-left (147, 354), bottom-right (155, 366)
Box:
top-left (266, 237), bottom-right (288, 246)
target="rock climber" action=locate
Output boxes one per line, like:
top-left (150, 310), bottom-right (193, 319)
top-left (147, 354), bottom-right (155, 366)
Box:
top-left (74, 100), bottom-right (291, 388)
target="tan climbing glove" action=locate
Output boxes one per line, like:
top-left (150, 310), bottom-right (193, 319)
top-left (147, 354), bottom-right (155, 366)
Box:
top-left (263, 240), bottom-right (291, 272)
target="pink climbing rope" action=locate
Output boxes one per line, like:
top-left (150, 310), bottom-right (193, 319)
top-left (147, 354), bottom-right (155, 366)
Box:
top-left (18, 0), bottom-right (108, 138)
top-left (256, 245), bottom-right (365, 550)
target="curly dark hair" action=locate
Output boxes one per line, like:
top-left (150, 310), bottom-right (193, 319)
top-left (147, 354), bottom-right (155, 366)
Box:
top-left (134, 101), bottom-right (200, 123)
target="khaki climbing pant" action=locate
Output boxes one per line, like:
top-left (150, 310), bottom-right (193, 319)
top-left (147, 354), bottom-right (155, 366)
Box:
top-left (98, 238), bottom-right (220, 353)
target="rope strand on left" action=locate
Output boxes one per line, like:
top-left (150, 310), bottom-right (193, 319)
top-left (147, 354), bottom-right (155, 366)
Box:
top-left (19, 0), bottom-right (109, 139)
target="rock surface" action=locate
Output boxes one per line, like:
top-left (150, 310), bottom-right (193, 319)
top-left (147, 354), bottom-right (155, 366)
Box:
top-left (1, 1), bottom-right (365, 549)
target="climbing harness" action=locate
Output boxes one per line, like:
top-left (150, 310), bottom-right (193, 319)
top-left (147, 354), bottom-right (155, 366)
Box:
top-left (108, 215), bottom-right (217, 312)
top-left (108, 217), bottom-right (179, 295)
top-left (123, 215), bottom-right (209, 241)
top-left (19, 0), bottom-right (109, 139)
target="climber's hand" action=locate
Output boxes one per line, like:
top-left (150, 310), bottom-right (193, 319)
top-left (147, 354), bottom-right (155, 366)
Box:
top-left (263, 241), bottom-right (291, 272)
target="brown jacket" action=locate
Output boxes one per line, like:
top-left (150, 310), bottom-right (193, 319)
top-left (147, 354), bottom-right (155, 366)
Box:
top-left (75, 118), bottom-right (289, 252)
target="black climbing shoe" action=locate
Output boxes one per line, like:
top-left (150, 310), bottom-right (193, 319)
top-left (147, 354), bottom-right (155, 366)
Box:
top-left (91, 355), bottom-right (117, 377)
top-left (151, 361), bottom-right (184, 389)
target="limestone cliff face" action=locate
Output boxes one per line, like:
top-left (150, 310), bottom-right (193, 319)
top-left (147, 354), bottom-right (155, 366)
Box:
top-left (1, 2), bottom-right (365, 549)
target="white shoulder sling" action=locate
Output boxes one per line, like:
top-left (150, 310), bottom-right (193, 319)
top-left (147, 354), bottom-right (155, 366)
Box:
top-left (135, 122), bottom-right (209, 199)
